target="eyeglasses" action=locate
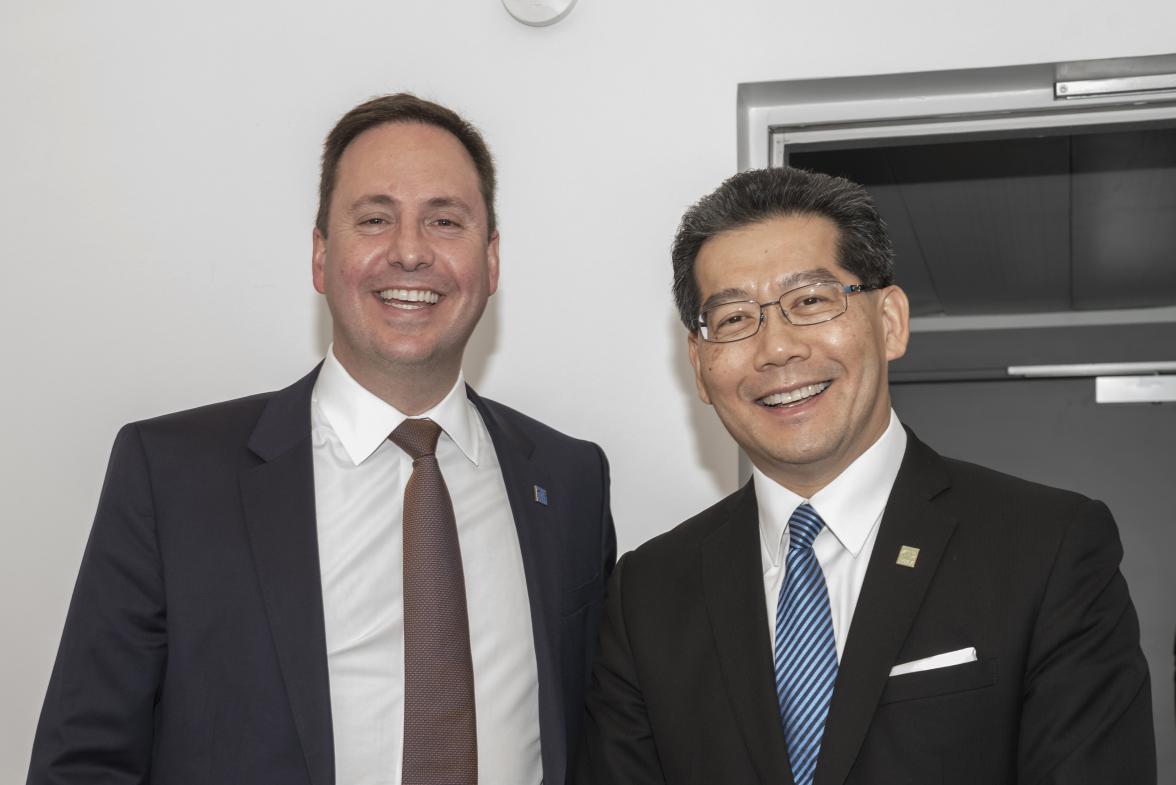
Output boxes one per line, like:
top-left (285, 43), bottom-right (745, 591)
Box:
top-left (697, 282), bottom-right (877, 343)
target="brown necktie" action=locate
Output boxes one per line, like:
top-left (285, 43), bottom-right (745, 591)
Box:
top-left (390, 418), bottom-right (477, 785)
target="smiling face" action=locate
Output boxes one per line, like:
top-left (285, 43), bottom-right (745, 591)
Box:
top-left (687, 213), bottom-right (910, 496)
top-left (312, 121), bottom-right (499, 410)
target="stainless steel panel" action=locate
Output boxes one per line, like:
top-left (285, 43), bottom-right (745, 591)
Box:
top-left (1096, 375), bottom-right (1176, 404)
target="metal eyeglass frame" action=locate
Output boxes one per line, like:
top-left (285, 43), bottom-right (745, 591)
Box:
top-left (696, 283), bottom-right (878, 343)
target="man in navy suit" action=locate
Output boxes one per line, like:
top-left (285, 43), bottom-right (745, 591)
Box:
top-left (577, 167), bottom-right (1154, 784)
top-left (29, 94), bottom-right (615, 785)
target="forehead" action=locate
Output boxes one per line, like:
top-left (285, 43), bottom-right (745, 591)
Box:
top-left (334, 121), bottom-right (482, 201)
top-left (694, 213), bottom-right (847, 296)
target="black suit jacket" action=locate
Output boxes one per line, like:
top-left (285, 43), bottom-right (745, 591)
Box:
top-left (29, 367), bottom-right (616, 785)
top-left (578, 429), bottom-right (1154, 785)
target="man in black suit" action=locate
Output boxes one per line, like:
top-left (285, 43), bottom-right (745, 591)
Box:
top-left (29, 94), bottom-right (615, 785)
top-left (578, 167), bottom-right (1154, 784)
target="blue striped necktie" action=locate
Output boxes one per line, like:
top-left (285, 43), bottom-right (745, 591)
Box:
top-left (774, 503), bottom-right (837, 785)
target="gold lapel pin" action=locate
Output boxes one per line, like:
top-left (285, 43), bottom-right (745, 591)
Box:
top-left (896, 545), bottom-right (920, 568)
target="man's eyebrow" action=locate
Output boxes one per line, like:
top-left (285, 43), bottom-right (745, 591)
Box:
top-left (348, 194), bottom-right (397, 212)
top-left (699, 267), bottom-right (844, 312)
top-left (424, 196), bottom-right (474, 213)
top-left (700, 287), bottom-right (752, 312)
top-left (346, 194), bottom-right (475, 213)
top-left (777, 267), bottom-right (842, 290)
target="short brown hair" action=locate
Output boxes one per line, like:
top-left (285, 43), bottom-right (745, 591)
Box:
top-left (316, 93), bottom-right (497, 238)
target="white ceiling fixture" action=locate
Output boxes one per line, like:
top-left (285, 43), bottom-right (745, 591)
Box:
top-left (502, 0), bottom-right (577, 27)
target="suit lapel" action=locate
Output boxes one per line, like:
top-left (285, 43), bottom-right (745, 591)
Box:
top-left (815, 431), bottom-right (956, 785)
top-left (468, 389), bottom-right (566, 785)
top-left (240, 367), bottom-right (335, 785)
top-left (701, 483), bottom-right (795, 785)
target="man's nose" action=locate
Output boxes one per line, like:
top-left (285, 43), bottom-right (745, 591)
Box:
top-left (388, 222), bottom-right (432, 270)
top-left (753, 303), bottom-right (812, 369)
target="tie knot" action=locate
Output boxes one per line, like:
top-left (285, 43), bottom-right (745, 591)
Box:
top-left (389, 417), bottom-right (442, 459)
top-left (787, 503), bottom-right (824, 551)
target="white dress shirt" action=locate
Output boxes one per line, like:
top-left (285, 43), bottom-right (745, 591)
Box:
top-left (311, 348), bottom-right (541, 785)
top-left (756, 410), bottom-right (907, 660)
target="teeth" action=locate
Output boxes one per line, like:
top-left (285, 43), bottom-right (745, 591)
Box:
top-left (378, 288), bottom-right (440, 304)
top-left (759, 382), bottom-right (830, 407)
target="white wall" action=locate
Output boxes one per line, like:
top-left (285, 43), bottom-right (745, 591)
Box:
top-left (3, 0), bottom-right (1173, 777)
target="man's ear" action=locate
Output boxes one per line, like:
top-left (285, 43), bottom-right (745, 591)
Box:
top-left (687, 331), bottom-right (712, 405)
top-left (486, 230), bottom-right (500, 296)
top-left (312, 227), bottom-right (327, 295)
top-left (878, 285), bottom-right (910, 362)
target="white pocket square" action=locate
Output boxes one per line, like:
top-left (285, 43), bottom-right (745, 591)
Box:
top-left (889, 646), bottom-right (977, 677)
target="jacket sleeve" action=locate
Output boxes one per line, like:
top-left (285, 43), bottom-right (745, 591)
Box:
top-left (1019, 498), bottom-right (1156, 784)
top-left (576, 553), bottom-right (667, 785)
top-left (27, 423), bottom-right (167, 785)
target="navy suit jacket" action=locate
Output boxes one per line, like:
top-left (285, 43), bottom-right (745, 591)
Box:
top-left (578, 429), bottom-right (1154, 785)
top-left (29, 367), bottom-right (616, 785)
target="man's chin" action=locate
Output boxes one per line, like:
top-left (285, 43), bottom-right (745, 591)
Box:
top-left (744, 431), bottom-right (848, 484)
top-left (337, 337), bottom-right (452, 374)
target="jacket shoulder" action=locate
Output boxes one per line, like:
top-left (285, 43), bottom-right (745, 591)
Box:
top-left (939, 452), bottom-right (1098, 510)
top-left (902, 427), bottom-right (1101, 515)
top-left (126, 389), bottom-right (276, 447)
top-left (126, 366), bottom-right (318, 455)
top-left (630, 484), bottom-right (751, 564)
top-left (474, 393), bottom-right (604, 456)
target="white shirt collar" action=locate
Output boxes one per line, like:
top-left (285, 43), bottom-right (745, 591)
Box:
top-left (311, 345), bottom-right (481, 467)
top-left (754, 409), bottom-right (908, 567)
